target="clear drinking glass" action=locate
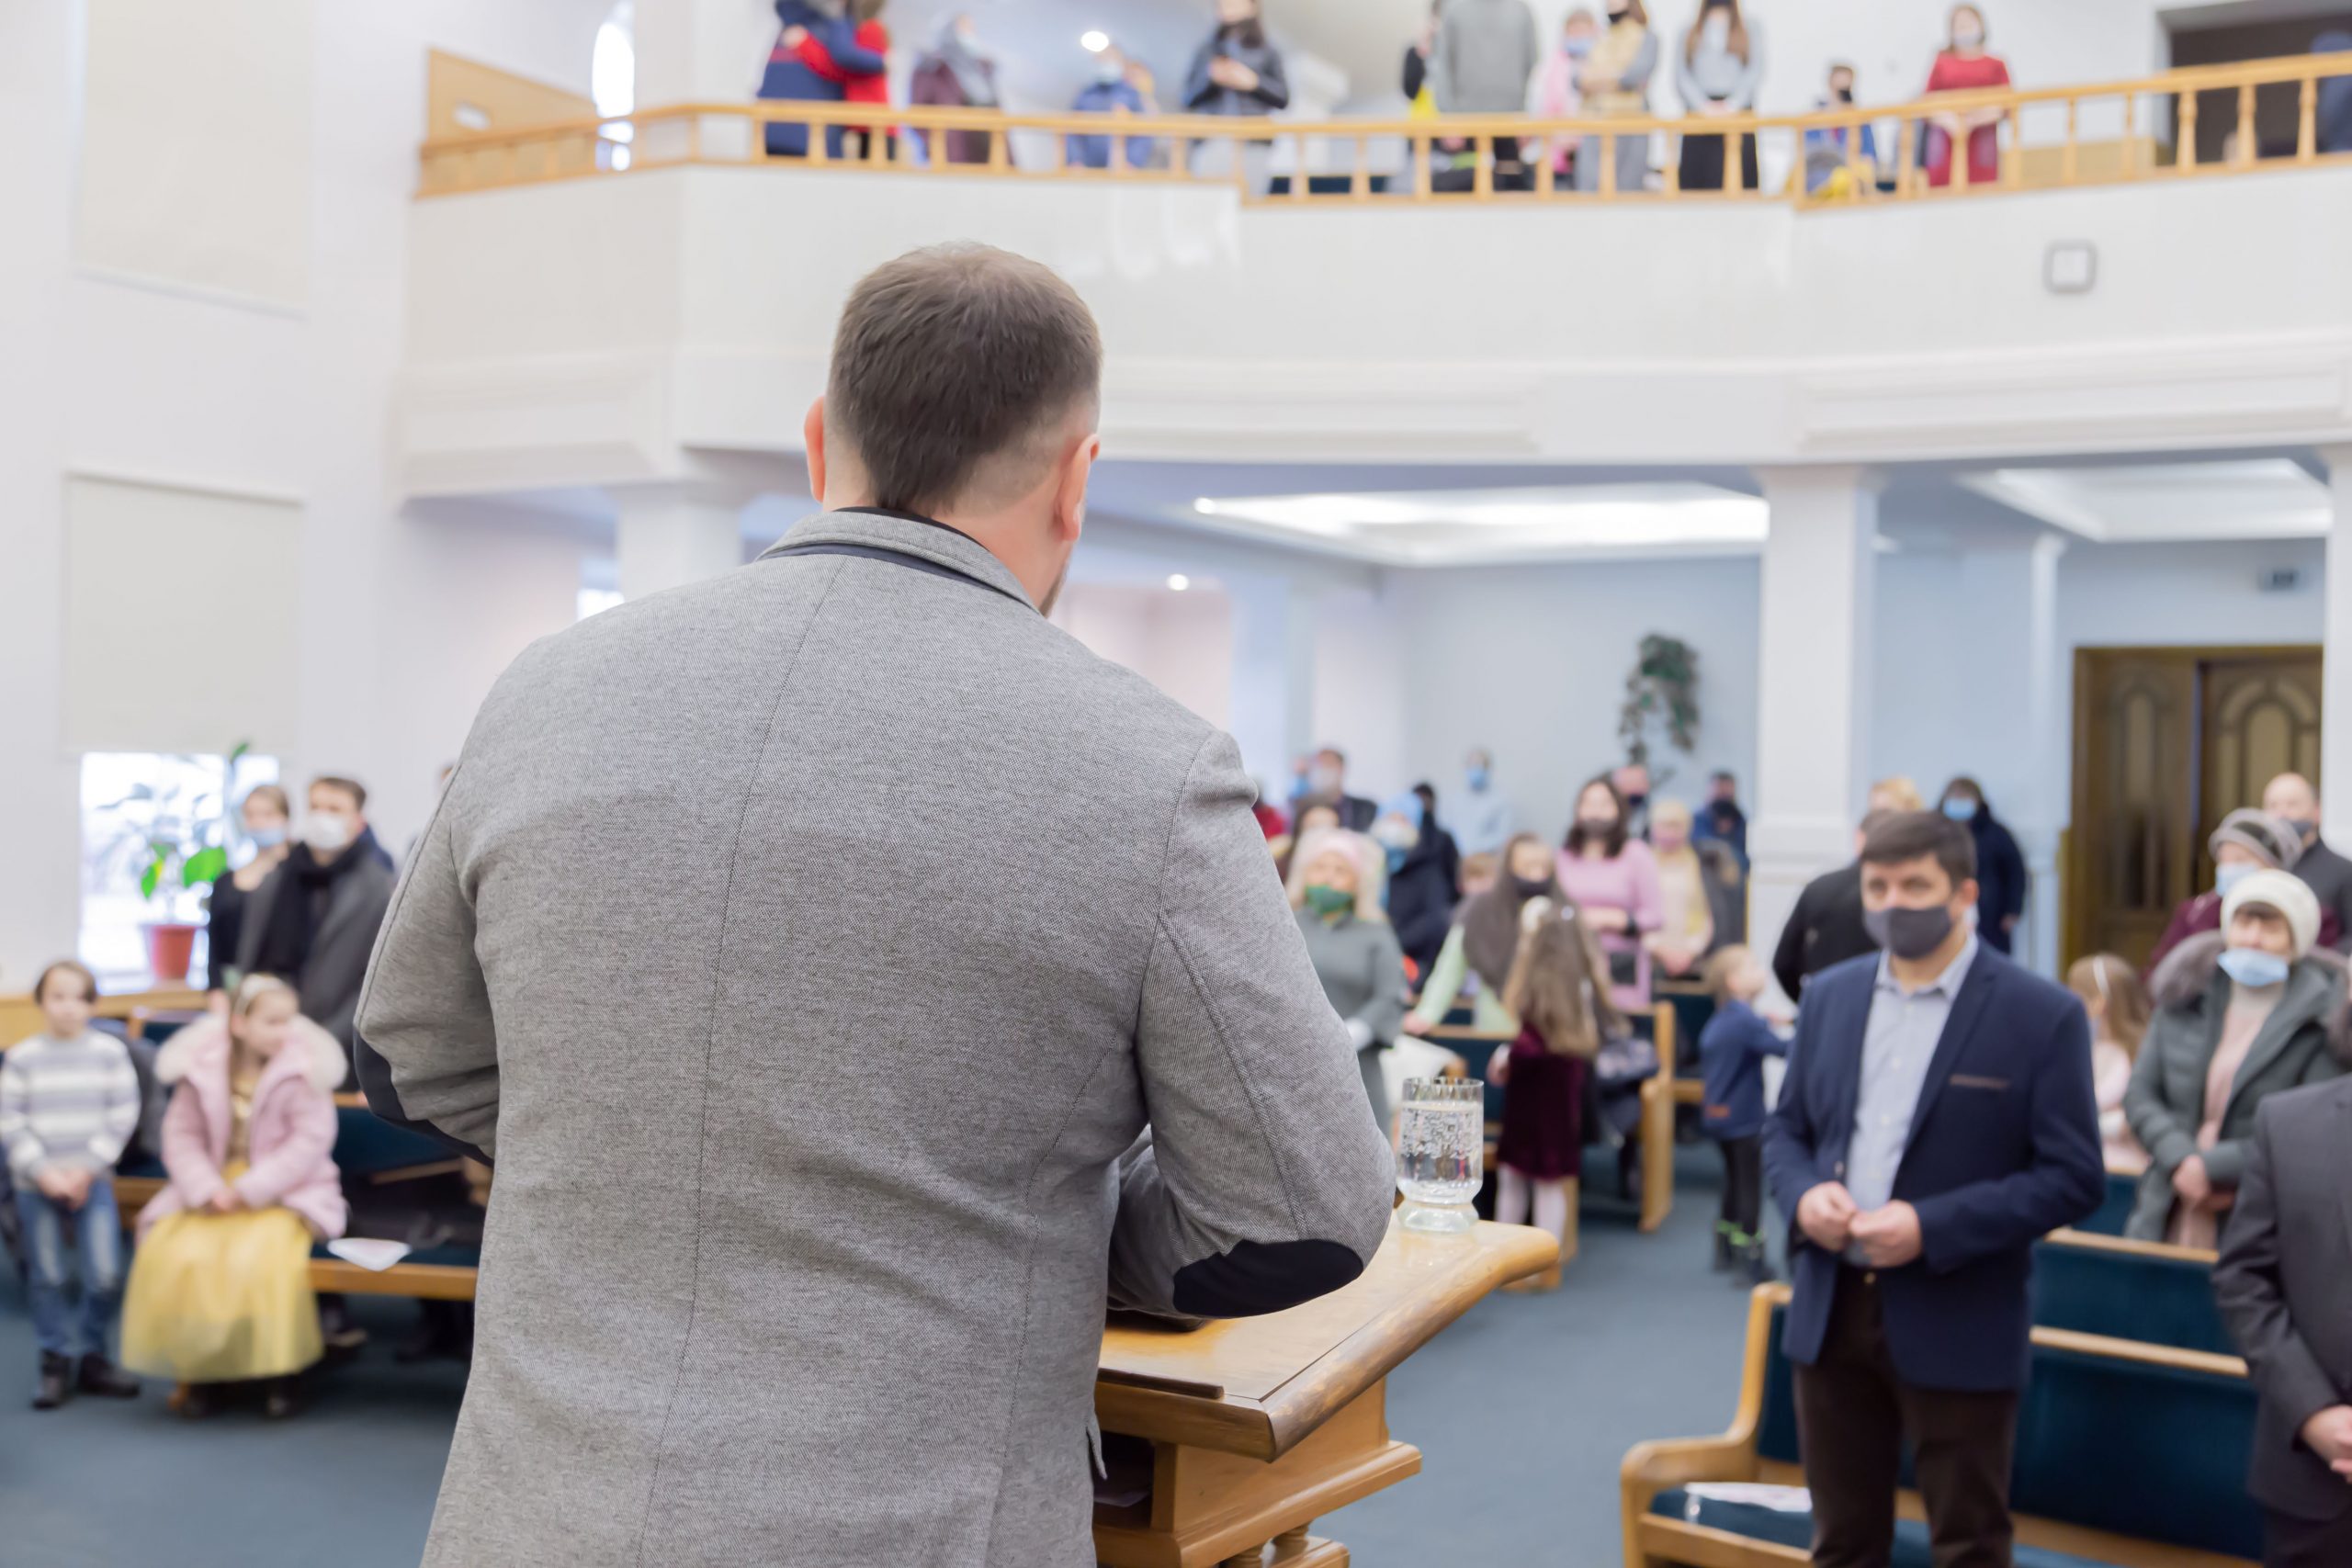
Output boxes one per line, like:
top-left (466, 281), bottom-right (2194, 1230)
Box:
top-left (1396, 1077), bottom-right (1484, 1234)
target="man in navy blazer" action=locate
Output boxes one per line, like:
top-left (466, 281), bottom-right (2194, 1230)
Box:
top-left (1763, 811), bottom-right (2104, 1568)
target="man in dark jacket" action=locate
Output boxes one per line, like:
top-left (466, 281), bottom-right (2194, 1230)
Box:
top-left (237, 775), bottom-right (397, 1062)
top-left (1764, 811), bottom-right (2103, 1568)
top-left (1770, 810), bottom-right (1892, 1003)
top-left (2214, 1076), bottom-right (2352, 1564)
top-left (1938, 777), bottom-right (2027, 954)
top-left (1300, 747), bottom-right (1377, 832)
top-left (2265, 772), bottom-right (2352, 954)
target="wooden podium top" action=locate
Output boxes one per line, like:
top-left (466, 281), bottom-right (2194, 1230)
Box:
top-left (1095, 1219), bottom-right (1555, 1461)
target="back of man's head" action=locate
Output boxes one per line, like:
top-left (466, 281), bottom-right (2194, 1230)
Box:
top-left (825, 244), bottom-right (1103, 518)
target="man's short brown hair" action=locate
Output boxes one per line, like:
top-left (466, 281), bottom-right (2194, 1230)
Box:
top-left (311, 775), bottom-right (368, 813)
top-left (826, 244), bottom-right (1102, 516)
top-left (1861, 810), bottom-right (1976, 886)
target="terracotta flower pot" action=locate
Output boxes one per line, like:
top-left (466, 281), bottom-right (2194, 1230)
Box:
top-left (142, 922), bottom-right (201, 986)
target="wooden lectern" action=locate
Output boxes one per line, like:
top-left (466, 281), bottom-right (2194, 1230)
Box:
top-left (1093, 1220), bottom-right (1556, 1568)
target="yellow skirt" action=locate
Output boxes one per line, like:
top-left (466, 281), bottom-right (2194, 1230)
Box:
top-left (120, 1174), bottom-right (322, 1383)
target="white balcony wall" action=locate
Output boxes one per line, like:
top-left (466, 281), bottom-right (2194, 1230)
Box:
top-left (403, 163), bottom-right (2352, 494)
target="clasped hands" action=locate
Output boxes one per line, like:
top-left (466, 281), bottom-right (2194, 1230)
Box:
top-left (33, 1164), bottom-right (95, 1211)
top-left (1798, 1180), bottom-right (1923, 1268)
top-left (2301, 1406), bottom-right (2352, 1483)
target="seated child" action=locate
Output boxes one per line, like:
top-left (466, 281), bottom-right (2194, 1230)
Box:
top-left (1698, 945), bottom-right (1789, 1284)
top-left (1, 960), bottom-right (143, 1409)
top-left (1489, 902), bottom-right (1625, 1288)
top-left (120, 975), bottom-right (346, 1418)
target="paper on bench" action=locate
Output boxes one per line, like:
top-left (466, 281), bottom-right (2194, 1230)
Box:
top-left (1682, 1483), bottom-right (1812, 1515)
top-left (326, 1238), bottom-right (413, 1272)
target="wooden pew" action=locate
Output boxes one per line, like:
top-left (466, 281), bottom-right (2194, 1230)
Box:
top-left (2036, 1228), bottom-right (2230, 1356)
top-left (1620, 1283), bottom-right (2260, 1568)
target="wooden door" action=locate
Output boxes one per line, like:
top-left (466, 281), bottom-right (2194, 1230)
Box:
top-left (2066, 645), bottom-right (2324, 970)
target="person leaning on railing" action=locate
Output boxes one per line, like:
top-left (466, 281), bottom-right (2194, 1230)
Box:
top-left (1674, 0), bottom-right (1761, 192)
top-left (910, 12), bottom-right (1005, 167)
top-left (1576, 0), bottom-right (1657, 194)
top-left (1921, 3), bottom-right (2009, 188)
top-left (1183, 0), bottom-right (1290, 193)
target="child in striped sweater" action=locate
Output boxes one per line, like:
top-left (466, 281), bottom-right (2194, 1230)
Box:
top-left (1, 960), bottom-right (143, 1409)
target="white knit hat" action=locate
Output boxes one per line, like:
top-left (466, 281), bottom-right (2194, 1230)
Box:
top-left (2222, 869), bottom-right (2322, 959)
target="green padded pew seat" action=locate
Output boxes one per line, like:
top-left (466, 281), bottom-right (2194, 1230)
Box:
top-left (2032, 1235), bottom-right (2230, 1355)
top-left (1646, 1488), bottom-right (2117, 1568)
top-left (2073, 1172), bottom-right (2139, 1237)
top-left (334, 1104), bottom-right (461, 1179)
top-left (1629, 1297), bottom-right (2259, 1567)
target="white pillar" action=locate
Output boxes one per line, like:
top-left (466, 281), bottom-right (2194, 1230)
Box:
top-left (631, 0), bottom-right (775, 161)
top-left (2018, 535), bottom-right (2068, 976)
top-left (2323, 446), bottom-right (2352, 847)
top-left (613, 485), bottom-right (749, 599)
top-left (1226, 577), bottom-right (1318, 792)
top-left (1751, 467), bottom-right (1881, 1003)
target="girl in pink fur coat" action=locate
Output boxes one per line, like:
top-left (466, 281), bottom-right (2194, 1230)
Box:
top-left (119, 976), bottom-right (345, 1417)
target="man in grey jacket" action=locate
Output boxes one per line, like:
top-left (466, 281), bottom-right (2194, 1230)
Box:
top-left (2215, 1077), bottom-right (2352, 1563)
top-left (1430, 0), bottom-right (1541, 174)
top-left (355, 244), bottom-right (1396, 1568)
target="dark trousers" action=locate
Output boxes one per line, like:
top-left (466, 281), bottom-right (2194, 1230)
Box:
top-left (1715, 1135), bottom-right (1762, 1244)
top-left (1679, 125), bottom-right (1759, 191)
top-left (1793, 1269), bottom-right (2020, 1568)
top-left (845, 129), bottom-right (897, 164)
top-left (2267, 1506), bottom-right (2352, 1567)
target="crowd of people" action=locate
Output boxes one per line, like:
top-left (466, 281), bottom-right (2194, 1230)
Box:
top-left (1, 769), bottom-right (473, 1416)
top-left (744, 1), bottom-right (2352, 202)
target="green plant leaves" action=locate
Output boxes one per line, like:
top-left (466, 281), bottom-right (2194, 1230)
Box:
top-left (1620, 633), bottom-right (1702, 764)
top-left (182, 846), bottom-right (230, 887)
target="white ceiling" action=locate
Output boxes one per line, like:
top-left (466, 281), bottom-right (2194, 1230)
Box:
top-left (1955, 458), bottom-right (2332, 543)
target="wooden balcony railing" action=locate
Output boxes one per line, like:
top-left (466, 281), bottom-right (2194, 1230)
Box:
top-left (418, 50), bottom-right (2352, 208)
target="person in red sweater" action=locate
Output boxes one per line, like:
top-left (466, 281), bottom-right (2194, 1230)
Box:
top-left (1922, 3), bottom-right (2009, 187)
top-left (792, 0), bottom-right (893, 161)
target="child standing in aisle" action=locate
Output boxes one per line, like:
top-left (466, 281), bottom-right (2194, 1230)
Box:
top-left (1, 960), bottom-right (144, 1409)
top-left (1490, 905), bottom-right (1624, 1288)
top-left (1698, 946), bottom-right (1787, 1283)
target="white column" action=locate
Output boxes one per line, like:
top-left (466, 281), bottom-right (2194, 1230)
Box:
top-left (1225, 577), bottom-right (1318, 791)
top-left (1751, 467), bottom-right (1881, 1004)
top-left (630, 0), bottom-right (774, 161)
top-left (2018, 535), bottom-right (2068, 976)
top-left (2324, 446), bottom-right (2352, 848)
top-left (613, 484), bottom-right (749, 599)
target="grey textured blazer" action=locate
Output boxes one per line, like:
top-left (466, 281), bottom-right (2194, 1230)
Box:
top-left (354, 509), bottom-right (1396, 1568)
top-left (2214, 1077), bottom-right (2352, 1523)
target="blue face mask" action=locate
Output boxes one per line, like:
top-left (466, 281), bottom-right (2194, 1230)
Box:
top-left (248, 826), bottom-right (288, 850)
top-left (1466, 766), bottom-right (1491, 793)
top-left (1564, 35), bottom-right (1594, 57)
top-left (2215, 863), bottom-right (2256, 898)
top-left (2218, 946), bottom-right (2290, 989)
top-left (1943, 798), bottom-right (1979, 823)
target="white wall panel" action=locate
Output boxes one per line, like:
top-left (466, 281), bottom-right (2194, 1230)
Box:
top-left (76, 0), bottom-right (314, 309)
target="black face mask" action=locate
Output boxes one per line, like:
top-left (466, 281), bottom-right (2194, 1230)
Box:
top-left (1834, 85), bottom-right (1855, 102)
top-left (1510, 874), bottom-right (1552, 900)
top-left (1864, 905), bottom-right (1956, 961)
top-left (1577, 817), bottom-right (1619, 841)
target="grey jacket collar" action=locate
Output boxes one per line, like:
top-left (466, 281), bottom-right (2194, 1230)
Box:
top-left (761, 509), bottom-right (1036, 611)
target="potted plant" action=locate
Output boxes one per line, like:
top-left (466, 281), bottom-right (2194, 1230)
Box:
top-left (93, 744), bottom-right (247, 985)
top-left (1618, 634), bottom-right (1701, 779)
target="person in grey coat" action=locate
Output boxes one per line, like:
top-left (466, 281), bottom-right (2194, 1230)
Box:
top-left (1286, 828), bottom-right (1408, 1133)
top-left (2123, 871), bottom-right (2349, 1245)
top-left (2214, 1076), bottom-right (2352, 1564)
top-left (1430, 0), bottom-right (1541, 158)
top-left (237, 775), bottom-right (397, 1058)
top-left (353, 244), bottom-right (1396, 1568)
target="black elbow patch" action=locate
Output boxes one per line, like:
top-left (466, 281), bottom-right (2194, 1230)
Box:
top-left (351, 1032), bottom-right (493, 1168)
top-left (1170, 1239), bottom-right (1365, 1318)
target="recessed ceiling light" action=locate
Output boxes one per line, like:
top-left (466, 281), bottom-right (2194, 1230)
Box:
top-left (1166, 573), bottom-right (1191, 592)
top-left (1081, 29), bottom-right (1111, 52)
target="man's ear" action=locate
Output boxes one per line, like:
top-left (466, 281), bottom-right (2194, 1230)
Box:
top-left (1052, 430), bottom-right (1102, 546)
top-left (803, 398), bottom-right (829, 502)
top-left (1956, 877), bottom-right (1981, 912)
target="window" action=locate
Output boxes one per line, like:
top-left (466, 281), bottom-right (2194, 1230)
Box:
top-left (594, 2), bottom-right (637, 172)
top-left (79, 750), bottom-right (279, 982)
top-left (578, 586), bottom-right (624, 620)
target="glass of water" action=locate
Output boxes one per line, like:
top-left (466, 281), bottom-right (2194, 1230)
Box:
top-left (1396, 1077), bottom-right (1483, 1235)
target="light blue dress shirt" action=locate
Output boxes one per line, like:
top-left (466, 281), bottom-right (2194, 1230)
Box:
top-left (1451, 786), bottom-right (1515, 858)
top-left (1845, 935), bottom-right (1979, 1255)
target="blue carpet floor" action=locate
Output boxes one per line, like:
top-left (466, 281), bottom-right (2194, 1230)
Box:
top-left (0, 1148), bottom-right (1750, 1568)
